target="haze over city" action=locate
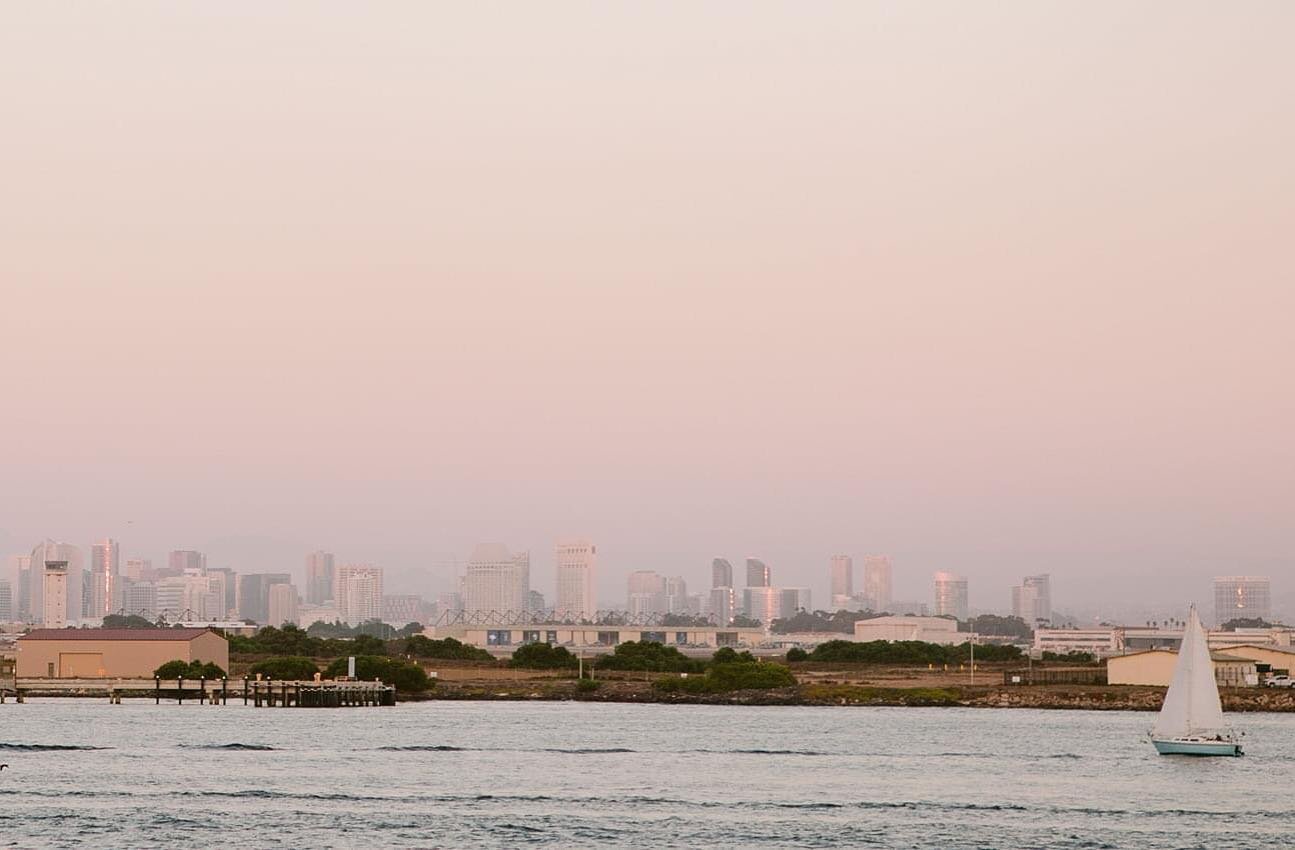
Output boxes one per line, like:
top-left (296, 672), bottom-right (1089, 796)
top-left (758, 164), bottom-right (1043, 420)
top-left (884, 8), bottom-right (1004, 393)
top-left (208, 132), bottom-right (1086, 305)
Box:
top-left (3, 4), bottom-right (1292, 619)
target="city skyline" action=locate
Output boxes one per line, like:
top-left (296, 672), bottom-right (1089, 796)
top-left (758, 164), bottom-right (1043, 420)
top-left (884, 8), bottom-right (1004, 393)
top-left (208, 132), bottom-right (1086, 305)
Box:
top-left (4, 531), bottom-right (1289, 628)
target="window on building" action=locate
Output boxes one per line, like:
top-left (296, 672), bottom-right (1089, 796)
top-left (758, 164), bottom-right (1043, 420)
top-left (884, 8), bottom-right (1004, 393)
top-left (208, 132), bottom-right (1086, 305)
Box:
top-left (675, 632), bottom-right (689, 645)
top-left (641, 631), bottom-right (666, 644)
top-left (522, 631), bottom-right (540, 644)
top-left (487, 630), bottom-right (512, 646)
top-left (597, 631), bottom-right (619, 646)
top-left (545, 631), bottom-right (558, 644)
top-left (716, 632), bottom-right (738, 647)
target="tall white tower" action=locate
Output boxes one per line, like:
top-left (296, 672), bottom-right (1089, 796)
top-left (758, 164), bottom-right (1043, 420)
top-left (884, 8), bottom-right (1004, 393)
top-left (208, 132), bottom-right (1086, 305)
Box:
top-left (555, 538), bottom-right (597, 620)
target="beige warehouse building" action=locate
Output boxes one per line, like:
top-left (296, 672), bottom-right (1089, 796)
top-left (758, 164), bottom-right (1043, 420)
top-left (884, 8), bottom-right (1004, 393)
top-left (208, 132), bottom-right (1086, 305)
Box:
top-left (16, 628), bottom-right (229, 678)
top-left (1107, 649), bottom-right (1257, 688)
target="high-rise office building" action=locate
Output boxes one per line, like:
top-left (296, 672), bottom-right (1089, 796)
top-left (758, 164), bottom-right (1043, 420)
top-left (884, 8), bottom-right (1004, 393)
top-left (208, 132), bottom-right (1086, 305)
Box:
top-left (237, 573), bottom-right (292, 624)
top-left (124, 558), bottom-right (152, 581)
top-left (42, 560), bottom-right (69, 628)
top-left (743, 586), bottom-right (780, 623)
top-left (0, 579), bottom-right (12, 622)
top-left (168, 550), bottom-right (207, 574)
top-left (305, 551), bottom-right (336, 605)
top-left (207, 567), bottom-right (237, 618)
top-left (1011, 574), bottom-right (1052, 625)
top-left (862, 555), bottom-right (893, 611)
top-left (30, 541), bottom-right (83, 626)
top-left (462, 545), bottom-right (530, 613)
top-left (933, 571), bottom-right (969, 620)
top-left (555, 538), bottom-right (597, 620)
top-left (12, 555), bottom-right (33, 621)
top-left (267, 582), bottom-right (300, 627)
top-left (709, 586), bottom-right (736, 625)
top-left (335, 564), bottom-right (385, 625)
top-left (627, 571), bottom-right (667, 616)
top-left (121, 580), bottom-right (158, 619)
top-left (712, 558), bottom-right (733, 589)
top-left (830, 555), bottom-right (853, 608)
top-left (1213, 576), bottom-right (1272, 625)
top-left (89, 538), bottom-right (120, 619)
top-left (665, 576), bottom-right (689, 614)
top-left (780, 586), bottom-right (812, 616)
top-left (156, 571), bottom-right (213, 620)
top-left (383, 594), bottom-right (425, 626)
top-left (746, 558), bottom-right (771, 588)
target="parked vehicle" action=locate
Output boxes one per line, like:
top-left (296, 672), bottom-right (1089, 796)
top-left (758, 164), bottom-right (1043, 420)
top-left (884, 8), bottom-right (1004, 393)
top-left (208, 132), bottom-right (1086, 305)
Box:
top-left (1264, 675), bottom-right (1293, 688)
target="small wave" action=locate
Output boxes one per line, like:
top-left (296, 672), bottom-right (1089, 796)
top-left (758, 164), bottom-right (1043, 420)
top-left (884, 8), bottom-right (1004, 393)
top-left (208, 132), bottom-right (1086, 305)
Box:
top-left (0, 743), bottom-right (111, 752)
top-left (378, 745), bottom-right (471, 752)
top-left (541, 747), bottom-right (635, 754)
top-left (727, 748), bottom-right (828, 756)
top-left (179, 743), bottom-right (277, 751)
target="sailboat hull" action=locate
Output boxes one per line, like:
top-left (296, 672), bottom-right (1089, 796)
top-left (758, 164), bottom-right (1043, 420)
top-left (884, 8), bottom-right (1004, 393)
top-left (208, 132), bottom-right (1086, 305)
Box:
top-left (1152, 738), bottom-right (1243, 757)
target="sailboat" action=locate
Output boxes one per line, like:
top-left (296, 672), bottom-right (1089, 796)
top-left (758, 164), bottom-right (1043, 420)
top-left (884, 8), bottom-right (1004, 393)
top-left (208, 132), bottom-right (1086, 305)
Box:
top-left (1151, 605), bottom-right (1243, 756)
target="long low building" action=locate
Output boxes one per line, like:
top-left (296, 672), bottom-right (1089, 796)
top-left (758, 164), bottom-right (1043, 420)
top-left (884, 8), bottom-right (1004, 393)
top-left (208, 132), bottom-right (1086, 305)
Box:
top-left (853, 616), bottom-right (962, 645)
top-left (1107, 649), bottom-right (1258, 688)
top-left (425, 623), bottom-right (764, 651)
top-left (16, 628), bottom-right (229, 678)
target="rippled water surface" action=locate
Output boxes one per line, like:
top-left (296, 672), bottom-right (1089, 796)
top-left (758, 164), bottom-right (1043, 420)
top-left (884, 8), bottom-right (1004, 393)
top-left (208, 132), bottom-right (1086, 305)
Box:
top-left (1, 699), bottom-right (1291, 848)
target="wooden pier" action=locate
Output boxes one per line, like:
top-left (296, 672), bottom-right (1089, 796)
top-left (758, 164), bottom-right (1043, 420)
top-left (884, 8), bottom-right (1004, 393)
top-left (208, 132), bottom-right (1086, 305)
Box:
top-left (1, 677), bottom-right (396, 707)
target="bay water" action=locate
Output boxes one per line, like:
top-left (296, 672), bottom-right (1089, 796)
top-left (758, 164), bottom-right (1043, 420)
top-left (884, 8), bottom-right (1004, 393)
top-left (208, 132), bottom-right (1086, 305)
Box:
top-left (1, 699), bottom-right (1290, 848)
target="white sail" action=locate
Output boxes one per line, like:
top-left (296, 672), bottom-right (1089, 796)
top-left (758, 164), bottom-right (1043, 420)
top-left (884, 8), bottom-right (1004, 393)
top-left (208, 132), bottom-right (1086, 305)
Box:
top-left (1153, 606), bottom-right (1225, 738)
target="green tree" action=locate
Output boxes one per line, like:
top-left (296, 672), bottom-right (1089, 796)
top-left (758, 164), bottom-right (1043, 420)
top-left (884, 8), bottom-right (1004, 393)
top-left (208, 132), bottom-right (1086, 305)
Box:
top-left (712, 647), bottom-right (755, 664)
top-left (595, 641), bottom-right (705, 673)
top-left (510, 642), bottom-right (579, 669)
top-left (786, 647), bottom-right (809, 662)
top-left (248, 656), bottom-right (320, 680)
top-left (351, 634), bottom-right (388, 655)
top-left (154, 659), bottom-right (226, 678)
top-left (655, 661), bottom-right (796, 694)
top-left (404, 635), bottom-right (494, 661)
top-left (102, 614), bottom-right (156, 629)
top-left (323, 655), bottom-right (431, 693)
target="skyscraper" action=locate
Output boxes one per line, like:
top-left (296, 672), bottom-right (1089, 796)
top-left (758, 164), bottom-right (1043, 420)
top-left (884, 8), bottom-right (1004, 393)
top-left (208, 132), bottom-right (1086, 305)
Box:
top-left (862, 555), bottom-right (893, 611)
top-left (0, 579), bottom-right (12, 622)
top-left (237, 573), bottom-right (292, 624)
top-left (780, 586), bottom-right (812, 616)
top-left (12, 555), bottom-right (33, 622)
top-left (627, 570), bottom-right (667, 616)
top-left (336, 564), bottom-right (384, 625)
top-left (305, 551), bottom-right (336, 605)
top-left (746, 558), bottom-right (771, 588)
top-left (207, 566), bottom-right (238, 618)
top-left (30, 541), bottom-right (83, 626)
top-left (555, 538), bottom-right (597, 620)
top-left (90, 538), bottom-right (120, 618)
top-left (712, 558), bottom-right (733, 588)
top-left (462, 545), bottom-right (530, 613)
top-left (709, 586), bottom-right (736, 625)
top-left (665, 576), bottom-right (690, 614)
top-left (267, 582), bottom-right (300, 627)
top-left (743, 586), bottom-right (780, 623)
top-left (168, 550), bottom-right (207, 574)
top-left (933, 571), bottom-right (969, 620)
top-left (830, 555), bottom-right (853, 608)
top-left (1213, 576), bottom-right (1272, 625)
top-left (1011, 574), bottom-right (1052, 625)
top-left (42, 559), bottom-right (69, 628)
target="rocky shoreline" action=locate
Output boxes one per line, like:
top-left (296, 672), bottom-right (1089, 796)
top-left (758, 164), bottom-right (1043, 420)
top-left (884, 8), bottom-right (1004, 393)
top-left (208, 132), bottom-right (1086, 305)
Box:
top-left (400, 681), bottom-right (1295, 712)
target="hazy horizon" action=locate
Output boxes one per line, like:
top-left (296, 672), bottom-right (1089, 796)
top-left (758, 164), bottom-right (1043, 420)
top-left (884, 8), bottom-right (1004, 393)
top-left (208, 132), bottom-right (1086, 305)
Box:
top-left (3, 4), bottom-right (1292, 619)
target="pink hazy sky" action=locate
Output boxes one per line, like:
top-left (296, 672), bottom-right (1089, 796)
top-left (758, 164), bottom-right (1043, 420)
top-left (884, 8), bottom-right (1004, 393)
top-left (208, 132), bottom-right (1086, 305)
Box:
top-left (2, 4), bottom-right (1292, 613)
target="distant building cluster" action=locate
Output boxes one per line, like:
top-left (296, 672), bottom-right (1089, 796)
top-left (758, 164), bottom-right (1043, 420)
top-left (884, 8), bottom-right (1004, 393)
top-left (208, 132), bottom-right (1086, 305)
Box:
top-left (1, 540), bottom-right (411, 630)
